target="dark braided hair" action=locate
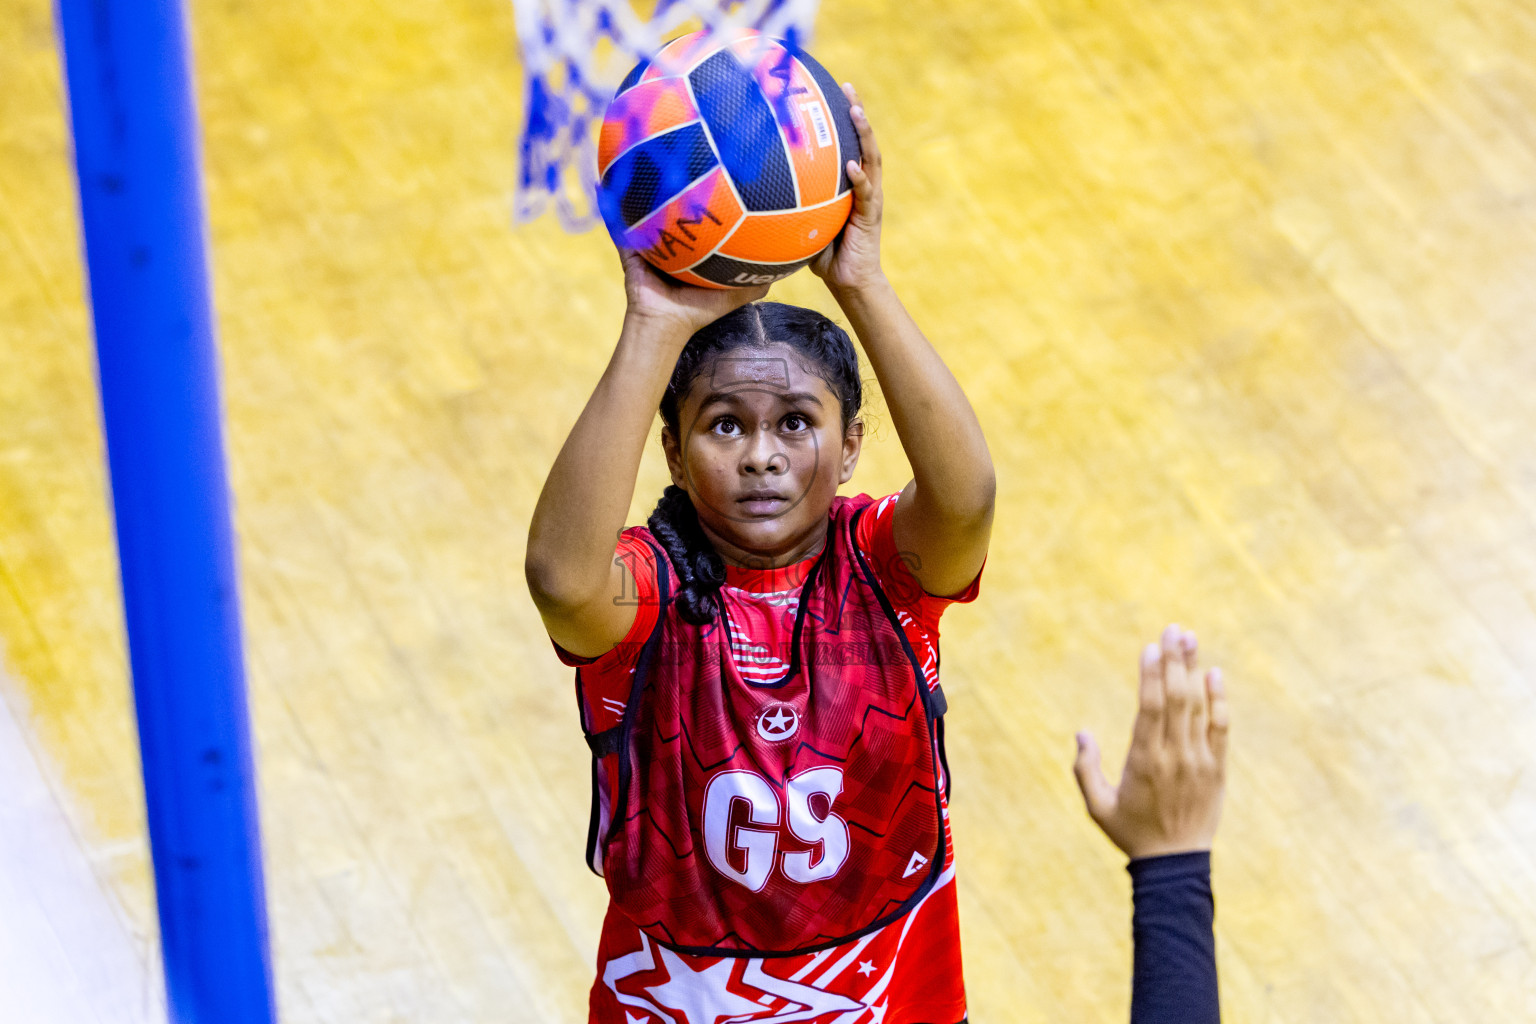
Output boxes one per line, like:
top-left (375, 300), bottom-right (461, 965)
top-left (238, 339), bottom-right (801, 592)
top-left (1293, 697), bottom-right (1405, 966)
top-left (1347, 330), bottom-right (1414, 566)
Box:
top-left (649, 302), bottom-right (863, 624)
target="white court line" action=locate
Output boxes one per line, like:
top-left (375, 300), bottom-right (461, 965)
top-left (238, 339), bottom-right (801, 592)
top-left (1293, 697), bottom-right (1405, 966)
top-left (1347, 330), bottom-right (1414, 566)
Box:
top-left (0, 663), bottom-right (165, 1023)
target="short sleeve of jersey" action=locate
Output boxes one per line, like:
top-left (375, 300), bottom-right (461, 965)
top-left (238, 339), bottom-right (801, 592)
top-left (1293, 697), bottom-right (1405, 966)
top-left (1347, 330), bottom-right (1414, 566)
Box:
top-left (553, 529), bottom-right (664, 736)
top-left (852, 491), bottom-right (983, 635)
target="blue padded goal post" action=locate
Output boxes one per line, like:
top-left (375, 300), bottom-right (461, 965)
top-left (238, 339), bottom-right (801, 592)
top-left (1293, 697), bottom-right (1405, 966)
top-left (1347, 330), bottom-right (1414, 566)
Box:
top-left (55, 1), bottom-right (277, 1021)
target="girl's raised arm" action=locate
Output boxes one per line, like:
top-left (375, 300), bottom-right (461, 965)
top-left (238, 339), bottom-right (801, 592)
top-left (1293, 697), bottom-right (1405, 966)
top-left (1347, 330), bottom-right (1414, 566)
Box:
top-left (812, 86), bottom-right (996, 598)
top-left (525, 253), bottom-right (764, 658)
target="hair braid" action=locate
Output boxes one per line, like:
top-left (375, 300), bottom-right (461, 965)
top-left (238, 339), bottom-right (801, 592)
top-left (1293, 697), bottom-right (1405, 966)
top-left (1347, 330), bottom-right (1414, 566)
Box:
top-left (648, 484), bottom-right (725, 625)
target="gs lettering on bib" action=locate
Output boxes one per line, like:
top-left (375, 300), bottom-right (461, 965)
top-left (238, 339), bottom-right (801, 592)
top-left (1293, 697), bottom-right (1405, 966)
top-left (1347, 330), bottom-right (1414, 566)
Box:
top-left (576, 496), bottom-right (951, 957)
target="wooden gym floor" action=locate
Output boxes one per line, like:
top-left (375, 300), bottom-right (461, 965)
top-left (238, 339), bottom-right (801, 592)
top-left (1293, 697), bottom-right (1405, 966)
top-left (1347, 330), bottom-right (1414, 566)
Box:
top-left (4, 0), bottom-right (1536, 1019)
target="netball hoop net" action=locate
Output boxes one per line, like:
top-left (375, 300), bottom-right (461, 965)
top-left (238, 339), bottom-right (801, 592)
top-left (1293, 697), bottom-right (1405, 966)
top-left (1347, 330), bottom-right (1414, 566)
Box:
top-left (511, 0), bottom-right (821, 232)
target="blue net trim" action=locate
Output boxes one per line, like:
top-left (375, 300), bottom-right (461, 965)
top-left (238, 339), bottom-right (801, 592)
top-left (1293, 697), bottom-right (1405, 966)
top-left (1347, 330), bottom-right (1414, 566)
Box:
top-left (512, 0), bottom-right (820, 233)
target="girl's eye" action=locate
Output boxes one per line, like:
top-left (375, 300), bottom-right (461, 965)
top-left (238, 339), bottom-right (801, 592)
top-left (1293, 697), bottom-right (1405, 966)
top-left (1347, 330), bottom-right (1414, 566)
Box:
top-left (710, 417), bottom-right (741, 436)
top-left (783, 414), bottom-right (809, 432)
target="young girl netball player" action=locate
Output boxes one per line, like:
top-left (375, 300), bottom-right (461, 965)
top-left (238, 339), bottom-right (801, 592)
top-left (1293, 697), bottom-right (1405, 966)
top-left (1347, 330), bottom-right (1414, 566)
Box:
top-left (527, 70), bottom-right (1236, 1018)
top-left (527, 85), bottom-right (992, 1023)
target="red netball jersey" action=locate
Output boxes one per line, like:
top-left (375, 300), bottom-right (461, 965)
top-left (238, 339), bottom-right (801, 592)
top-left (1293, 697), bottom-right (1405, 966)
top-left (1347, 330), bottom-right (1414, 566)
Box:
top-left (561, 493), bottom-right (979, 1024)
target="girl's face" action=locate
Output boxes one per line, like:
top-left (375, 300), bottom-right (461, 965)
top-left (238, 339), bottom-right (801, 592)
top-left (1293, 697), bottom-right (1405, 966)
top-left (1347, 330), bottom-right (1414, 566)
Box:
top-left (664, 342), bottom-right (862, 569)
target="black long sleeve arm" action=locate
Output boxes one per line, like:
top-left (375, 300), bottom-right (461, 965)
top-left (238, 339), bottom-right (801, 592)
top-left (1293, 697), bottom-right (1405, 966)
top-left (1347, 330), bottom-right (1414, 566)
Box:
top-left (1128, 851), bottom-right (1220, 1024)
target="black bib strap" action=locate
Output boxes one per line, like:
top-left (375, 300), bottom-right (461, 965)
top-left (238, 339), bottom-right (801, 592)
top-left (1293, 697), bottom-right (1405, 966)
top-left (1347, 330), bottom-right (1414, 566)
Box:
top-left (929, 683), bottom-right (948, 718)
top-left (587, 725), bottom-right (621, 758)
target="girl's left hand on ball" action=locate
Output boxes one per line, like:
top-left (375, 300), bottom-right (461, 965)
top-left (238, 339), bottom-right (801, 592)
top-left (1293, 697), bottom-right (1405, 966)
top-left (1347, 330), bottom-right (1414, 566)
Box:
top-left (811, 83), bottom-right (885, 293)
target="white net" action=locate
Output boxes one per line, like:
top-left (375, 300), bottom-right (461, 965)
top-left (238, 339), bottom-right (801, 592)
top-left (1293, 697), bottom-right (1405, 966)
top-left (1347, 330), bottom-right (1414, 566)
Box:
top-left (511, 0), bottom-right (821, 232)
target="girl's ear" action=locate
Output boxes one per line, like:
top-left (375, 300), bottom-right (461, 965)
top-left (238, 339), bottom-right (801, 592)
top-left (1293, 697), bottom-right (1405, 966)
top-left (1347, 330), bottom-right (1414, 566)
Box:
top-left (662, 426), bottom-right (688, 489)
top-left (839, 417), bottom-right (864, 484)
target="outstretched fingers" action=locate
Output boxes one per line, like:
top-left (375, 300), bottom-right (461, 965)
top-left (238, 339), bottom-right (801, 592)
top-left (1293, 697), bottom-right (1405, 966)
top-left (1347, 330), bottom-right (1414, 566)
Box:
top-left (1073, 730), bottom-right (1115, 826)
top-left (1130, 639), bottom-right (1165, 758)
top-left (1160, 624), bottom-right (1197, 750)
top-left (1206, 666), bottom-right (1229, 767)
top-left (1080, 628), bottom-right (1231, 860)
top-left (1182, 628), bottom-right (1208, 748)
top-left (841, 82), bottom-right (881, 209)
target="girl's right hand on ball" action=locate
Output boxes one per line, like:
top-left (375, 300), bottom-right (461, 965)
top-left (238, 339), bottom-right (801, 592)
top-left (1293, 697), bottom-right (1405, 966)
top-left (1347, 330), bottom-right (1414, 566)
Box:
top-left (810, 83), bottom-right (884, 295)
top-left (620, 248), bottom-right (767, 339)
top-left (1073, 624), bottom-right (1230, 860)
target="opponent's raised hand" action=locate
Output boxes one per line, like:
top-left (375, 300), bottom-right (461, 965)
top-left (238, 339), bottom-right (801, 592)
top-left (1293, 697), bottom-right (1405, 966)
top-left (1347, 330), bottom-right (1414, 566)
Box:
top-left (619, 248), bottom-right (767, 339)
top-left (1073, 625), bottom-right (1230, 859)
top-left (810, 83), bottom-right (884, 293)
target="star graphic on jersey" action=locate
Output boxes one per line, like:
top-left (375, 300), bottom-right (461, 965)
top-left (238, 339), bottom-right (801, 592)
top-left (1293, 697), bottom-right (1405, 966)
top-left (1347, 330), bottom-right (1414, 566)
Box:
top-left (645, 945), bottom-right (769, 1024)
top-left (855, 959), bottom-right (876, 977)
top-left (625, 1014), bottom-right (651, 1024)
top-left (755, 702), bottom-right (799, 741)
top-left (869, 1002), bottom-right (888, 1023)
